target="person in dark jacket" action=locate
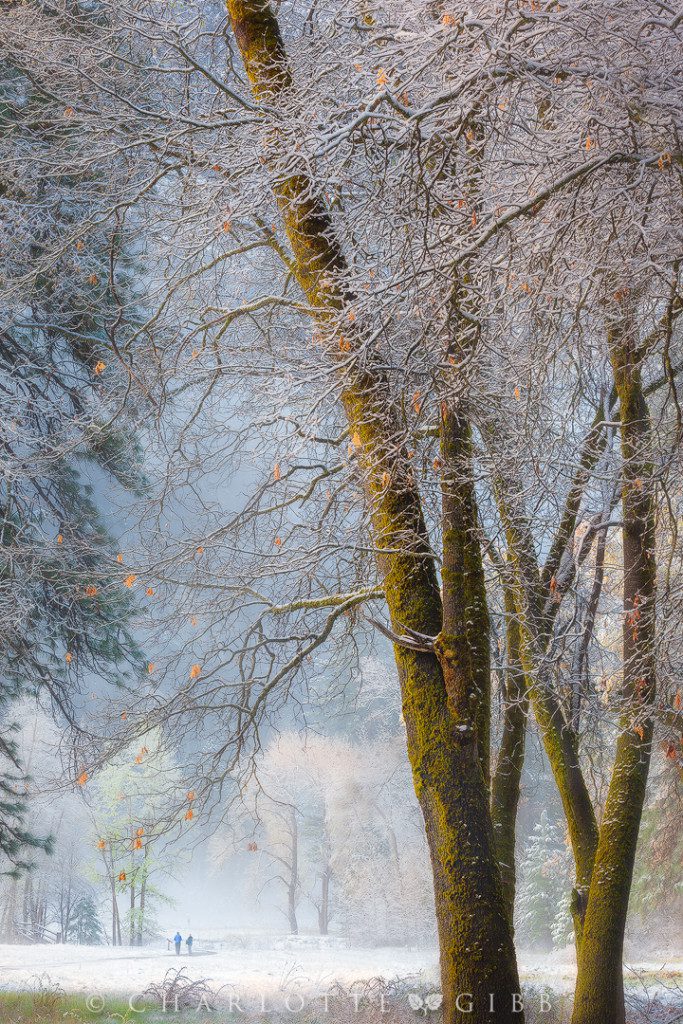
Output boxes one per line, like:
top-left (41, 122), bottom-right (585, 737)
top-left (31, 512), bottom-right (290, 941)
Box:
top-left (186, 934), bottom-right (193, 955)
top-left (173, 932), bottom-right (182, 955)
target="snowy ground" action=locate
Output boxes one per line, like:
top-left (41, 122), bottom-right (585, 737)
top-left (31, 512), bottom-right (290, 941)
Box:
top-left (0, 938), bottom-right (680, 1007)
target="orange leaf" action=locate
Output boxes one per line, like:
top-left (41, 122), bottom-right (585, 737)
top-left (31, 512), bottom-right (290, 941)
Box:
top-left (222, 220), bottom-right (231, 233)
top-left (121, 711), bottom-right (127, 720)
top-left (87, 273), bottom-right (98, 286)
top-left (674, 690), bottom-right (682, 710)
top-left (64, 106), bottom-right (75, 117)
top-left (137, 827), bottom-right (144, 837)
top-left (273, 463), bottom-right (281, 481)
top-left (514, 386), bottom-right (521, 400)
top-left (134, 838), bottom-right (142, 849)
top-left (196, 546), bottom-right (204, 555)
top-left (351, 432), bottom-right (362, 448)
top-left (441, 12), bottom-right (455, 25)
top-left (412, 391), bottom-right (422, 414)
top-left (189, 664), bottom-right (201, 679)
top-left (146, 587), bottom-right (154, 596)
top-left (147, 662), bottom-right (155, 674)
top-left (97, 839), bottom-right (106, 850)
top-left (381, 471), bottom-right (391, 488)
top-left (75, 240), bottom-right (85, 252)
top-left (274, 537), bottom-right (282, 547)
top-left (65, 652), bottom-right (73, 664)
top-left (57, 534), bottom-right (63, 544)
top-left (376, 68), bottom-right (388, 87)
top-left (185, 809), bottom-right (194, 821)
top-left (119, 871), bottom-right (126, 882)
top-left (433, 457), bottom-right (442, 471)
top-left (77, 772), bottom-right (88, 786)
top-left (85, 585), bottom-right (98, 597)
top-left (634, 724), bottom-right (645, 740)
top-left (123, 574), bottom-right (137, 588)
top-left (116, 553), bottom-right (123, 563)
top-left (187, 791), bottom-right (196, 802)
top-left (585, 136), bottom-right (593, 151)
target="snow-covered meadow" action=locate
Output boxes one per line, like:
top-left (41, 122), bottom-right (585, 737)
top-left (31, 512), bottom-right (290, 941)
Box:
top-left (0, 938), bottom-right (436, 1002)
top-left (0, 937), bottom-right (679, 1007)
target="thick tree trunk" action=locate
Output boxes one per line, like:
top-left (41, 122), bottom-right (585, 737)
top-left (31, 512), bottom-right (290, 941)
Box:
top-left (225, 6), bottom-right (522, 1018)
top-left (420, 408), bottom-right (521, 1022)
top-left (571, 333), bottom-right (657, 1024)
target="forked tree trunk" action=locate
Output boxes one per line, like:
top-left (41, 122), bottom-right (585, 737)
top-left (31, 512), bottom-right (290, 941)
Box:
top-left (571, 332), bottom-right (657, 1024)
top-left (491, 471), bottom-right (600, 946)
top-left (225, 4), bottom-right (523, 1019)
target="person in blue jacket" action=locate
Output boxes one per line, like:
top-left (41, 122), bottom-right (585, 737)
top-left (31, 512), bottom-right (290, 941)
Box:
top-left (173, 931), bottom-right (182, 955)
top-left (186, 934), bottom-right (193, 955)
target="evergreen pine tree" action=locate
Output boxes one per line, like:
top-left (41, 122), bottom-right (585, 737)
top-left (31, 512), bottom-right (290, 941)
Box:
top-left (0, 34), bottom-right (150, 872)
top-left (515, 810), bottom-right (573, 951)
top-left (67, 895), bottom-right (104, 946)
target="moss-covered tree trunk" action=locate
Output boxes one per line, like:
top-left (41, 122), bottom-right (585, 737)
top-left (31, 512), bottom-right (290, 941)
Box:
top-left (225, 3), bottom-right (523, 1018)
top-left (428, 407), bottom-right (521, 1021)
top-left (571, 334), bottom-right (657, 1024)
top-left (492, 477), bottom-right (599, 943)
top-left (491, 585), bottom-right (528, 925)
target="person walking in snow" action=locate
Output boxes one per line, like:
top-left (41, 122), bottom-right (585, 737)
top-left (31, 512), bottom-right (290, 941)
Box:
top-left (173, 931), bottom-right (182, 955)
top-left (186, 934), bottom-right (193, 955)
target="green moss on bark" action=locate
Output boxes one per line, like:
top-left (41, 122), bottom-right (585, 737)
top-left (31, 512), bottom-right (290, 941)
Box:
top-left (225, 4), bottom-right (523, 1017)
top-left (491, 587), bottom-right (528, 925)
top-left (571, 330), bottom-right (657, 1024)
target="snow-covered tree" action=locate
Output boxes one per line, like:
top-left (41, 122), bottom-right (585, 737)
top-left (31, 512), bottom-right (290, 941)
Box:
top-left (67, 894), bottom-right (104, 946)
top-left (0, 28), bottom-right (152, 869)
top-left (0, 4), bottom-right (682, 1024)
top-left (516, 811), bottom-right (573, 952)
